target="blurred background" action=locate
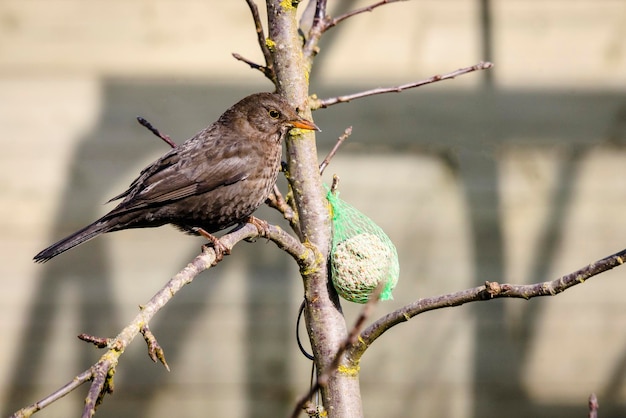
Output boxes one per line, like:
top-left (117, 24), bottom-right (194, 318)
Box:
top-left (1, 1), bottom-right (626, 417)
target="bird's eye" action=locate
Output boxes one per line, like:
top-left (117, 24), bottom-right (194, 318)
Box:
top-left (268, 109), bottom-right (280, 119)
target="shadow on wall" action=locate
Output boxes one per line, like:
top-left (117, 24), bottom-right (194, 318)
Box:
top-left (4, 80), bottom-right (626, 418)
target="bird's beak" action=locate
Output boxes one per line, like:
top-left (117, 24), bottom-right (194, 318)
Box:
top-left (290, 117), bottom-right (321, 132)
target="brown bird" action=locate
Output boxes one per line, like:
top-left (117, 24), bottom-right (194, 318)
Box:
top-left (34, 92), bottom-right (318, 263)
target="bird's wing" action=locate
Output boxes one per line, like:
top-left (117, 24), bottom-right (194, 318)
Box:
top-left (105, 154), bottom-right (177, 203)
top-left (106, 140), bottom-right (251, 215)
top-left (105, 151), bottom-right (182, 203)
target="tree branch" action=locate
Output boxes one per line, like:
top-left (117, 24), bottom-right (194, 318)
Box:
top-left (10, 223), bottom-right (313, 418)
top-left (311, 61), bottom-right (494, 109)
top-left (349, 247), bottom-right (626, 362)
top-left (266, 1), bottom-right (361, 416)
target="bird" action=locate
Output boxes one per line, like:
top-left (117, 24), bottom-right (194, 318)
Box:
top-left (34, 92), bottom-right (319, 263)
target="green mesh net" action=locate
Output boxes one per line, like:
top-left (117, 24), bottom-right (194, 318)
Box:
top-left (327, 187), bottom-right (399, 304)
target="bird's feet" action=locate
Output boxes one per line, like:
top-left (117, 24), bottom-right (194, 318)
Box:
top-left (245, 216), bottom-right (270, 240)
top-left (194, 227), bottom-right (230, 266)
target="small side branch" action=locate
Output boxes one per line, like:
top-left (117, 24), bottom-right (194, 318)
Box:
top-left (319, 126), bottom-right (352, 175)
top-left (266, 184), bottom-right (300, 232)
top-left (311, 61), bottom-right (494, 109)
top-left (83, 359), bottom-right (114, 418)
top-left (326, 0), bottom-right (406, 32)
top-left (232, 53), bottom-right (275, 81)
top-left (243, 0), bottom-right (276, 83)
top-left (136, 117), bottom-right (177, 148)
top-left (303, 0), bottom-right (405, 60)
top-left (350, 247), bottom-right (626, 361)
top-left (302, 0), bottom-right (328, 59)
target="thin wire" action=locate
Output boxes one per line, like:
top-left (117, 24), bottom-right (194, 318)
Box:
top-left (296, 299), bottom-right (314, 360)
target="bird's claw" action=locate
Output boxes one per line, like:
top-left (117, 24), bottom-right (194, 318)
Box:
top-left (195, 227), bottom-right (230, 266)
top-left (201, 240), bottom-right (230, 266)
top-left (246, 216), bottom-right (270, 239)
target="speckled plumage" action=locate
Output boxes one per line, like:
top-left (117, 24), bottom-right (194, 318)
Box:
top-left (34, 92), bottom-right (318, 262)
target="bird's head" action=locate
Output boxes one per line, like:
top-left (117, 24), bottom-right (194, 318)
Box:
top-left (234, 92), bottom-right (320, 138)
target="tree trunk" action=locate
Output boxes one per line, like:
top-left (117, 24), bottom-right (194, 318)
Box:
top-left (266, 1), bottom-right (364, 417)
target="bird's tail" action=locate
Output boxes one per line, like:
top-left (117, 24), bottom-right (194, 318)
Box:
top-left (33, 220), bottom-right (113, 263)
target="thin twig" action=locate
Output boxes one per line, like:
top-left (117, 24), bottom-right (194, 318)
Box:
top-left (232, 52), bottom-right (273, 79)
top-left (8, 370), bottom-right (93, 418)
top-left (350, 247), bottom-right (626, 361)
top-left (266, 184), bottom-right (299, 229)
top-left (82, 359), bottom-right (114, 418)
top-left (326, 0), bottom-right (405, 32)
top-left (302, 0), bottom-right (328, 59)
top-left (303, 0), bottom-right (405, 60)
top-left (290, 283), bottom-right (384, 418)
top-left (136, 116), bottom-right (178, 148)
top-left (312, 61), bottom-right (494, 109)
top-left (243, 0), bottom-right (276, 83)
top-left (319, 126), bottom-right (352, 175)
